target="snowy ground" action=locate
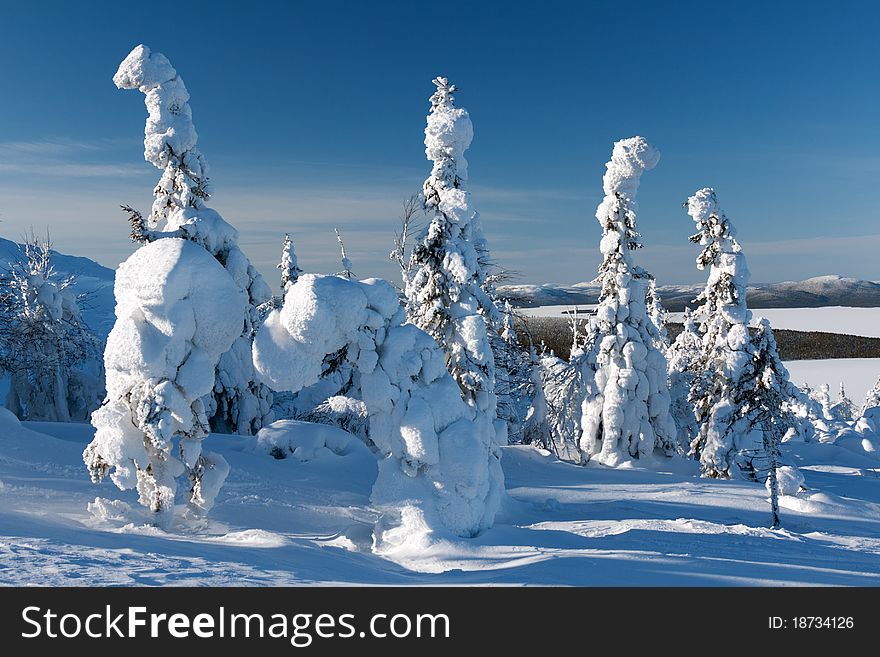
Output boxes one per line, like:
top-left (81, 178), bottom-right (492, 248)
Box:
top-left (523, 305), bottom-right (880, 339)
top-left (2, 411), bottom-right (880, 586)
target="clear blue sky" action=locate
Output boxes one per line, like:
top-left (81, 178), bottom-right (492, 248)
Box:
top-left (1, 0), bottom-right (878, 288)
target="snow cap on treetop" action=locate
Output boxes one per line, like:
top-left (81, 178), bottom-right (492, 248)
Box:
top-left (601, 136), bottom-right (660, 200)
top-left (430, 76), bottom-right (457, 108)
top-left (113, 44), bottom-right (200, 176)
top-left (424, 75), bottom-right (473, 183)
top-left (113, 44), bottom-right (176, 91)
top-left (686, 187), bottom-right (736, 237)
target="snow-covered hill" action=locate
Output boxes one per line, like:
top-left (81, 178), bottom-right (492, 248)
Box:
top-left (499, 276), bottom-right (880, 311)
top-left (2, 409), bottom-right (880, 585)
top-left (0, 236), bottom-right (116, 338)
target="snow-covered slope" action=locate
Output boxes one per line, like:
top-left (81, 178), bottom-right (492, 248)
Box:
top-left (0, 236), bottom-right (116, 338)
top-left (500, 276), bottom-right (880, 311)
top-left (2, 409), bottom-right (880, 585)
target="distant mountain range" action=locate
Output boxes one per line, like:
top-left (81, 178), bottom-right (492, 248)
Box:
top-left (498, 275), bottom-right (880, 311)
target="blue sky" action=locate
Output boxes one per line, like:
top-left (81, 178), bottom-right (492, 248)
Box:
top-left (1, 0), bottom-right (879, 288)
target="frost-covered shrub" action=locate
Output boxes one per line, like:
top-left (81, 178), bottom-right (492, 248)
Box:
top-left (253, 274), bottom-right (503, 546)
top-left (113, 44), bottom-right (273, 436)
top-left (84, 239), bottom-right (246, 518)
top-left (0, 237), bottom-right (103, 422)
top-left (666, 307), bottom-right (700, 453)
top-left (578, 137), bottom-right (676, 465)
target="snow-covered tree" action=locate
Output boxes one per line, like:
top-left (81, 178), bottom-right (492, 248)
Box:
top-left (736, 319), bottom-right (803, 526)
top-left (490, 300), bottom-right (535, 443)
top-left (686, 188), bottom-right (801, 479)
top-left (578, 137), bottom-right (676, 464)
top-left (253, 274), bottom-right (503, 548)
top-left (815, 383), bottom-right (835, 421)
top-left (521, 347), bottom-right (552, 450)
top-left (0, 236), bottom-right (102, 421)
top-left (831, 382), bottom-right (857, 421)
top-left (539, 354), bottom-right (588, 462)
top-left (646, 278), bottom-right (669, 353)
top-left (84, 238), bottom-right (247, 519)
top-left (334, 228), bottom-right (354, 280)
top-left (111, 44), bottom-right (273, 435)
top-left (404, 77), bottom-right (499, 431)
top-left (278, 233), bottom-right (302, 292)
top-left (667, 307), bottom-right (701, 453)
top-left (861, 377), bottom-right (880, 417)
top-left (685, 187), bottom-right (754, 476)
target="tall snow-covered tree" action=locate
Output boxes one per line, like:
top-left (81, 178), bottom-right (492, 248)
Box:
top-left (253, 274), bottom-right (503, 547)
top-left (112, 44), bottom-right (273, 435)
top-left (686, 188), bottom-right (802, 479)
top-left (578, 137), bottom-right (676, 465)
top-left (0, 236), bottom-right (103, 421)
top-left (737, 319), bottom-right (803, 526)
top-left (491, 300), bottom-right (531, 443)
top-left (404, 77), bottom-right (499, 433)
top-left (685, 187), bottom-right (754, 476)
top-left (278, 233), bottom-right (303, 292)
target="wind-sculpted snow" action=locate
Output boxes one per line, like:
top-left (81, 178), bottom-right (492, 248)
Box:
top-left (253, 274), bottom-right (503, 548)
top-left (84, 238), bottom-right (246, 520)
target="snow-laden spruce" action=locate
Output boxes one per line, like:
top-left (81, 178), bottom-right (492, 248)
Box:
top-left (0, 237), bottom-right (103, 422)
top-left (578, 137), bottom-right (676, 465)
top-left (278, 233), bottom-right (303, 293)
top-left (666, 307), bottom-right (701, 453)
top-left (832, 382), bottom-right (857, 422)
top-left (253, 274), bottom-right (503, 545)
top-left (685, 188), bottom-right (754, 476)
top-left (646, 279), bottom-right (669, 354)
top-left (113, 44), bottom-right (273, 436)
top-left (858, 377), bottom-right (880, 436)
top-left (404, 78), bottom-right (499, 431)
top-left (84, 239), bottom-right (246, 518)
top-left (493, 300), bottom-right (532, 442)
top-left (861, 377), bottom-right (880, 417)
top-left (686, 189), bottom-right (804, 480)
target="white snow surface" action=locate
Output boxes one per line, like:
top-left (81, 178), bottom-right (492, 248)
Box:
top-left (4, 410), bottom-right (880, 585)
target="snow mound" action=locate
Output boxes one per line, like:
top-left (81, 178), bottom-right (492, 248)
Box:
top-left (768, 465), bottom-right (805, 496)
top-left (256, 419), bottom-right (367, 462)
